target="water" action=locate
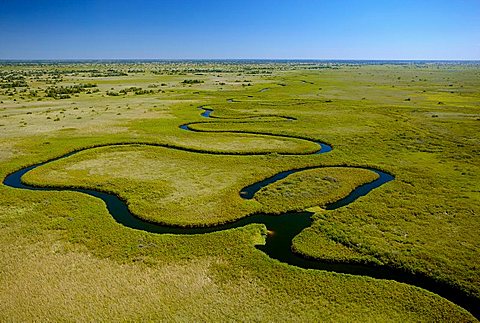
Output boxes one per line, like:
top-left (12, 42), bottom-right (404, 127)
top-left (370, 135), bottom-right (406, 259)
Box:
top-left (2, 106), bottom-right (478, 318)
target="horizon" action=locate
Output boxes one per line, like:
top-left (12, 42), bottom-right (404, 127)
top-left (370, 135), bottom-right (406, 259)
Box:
top-left (1, 0), bottom-right (479, 60)
top-left (1, 59), bottom-right (480, 64)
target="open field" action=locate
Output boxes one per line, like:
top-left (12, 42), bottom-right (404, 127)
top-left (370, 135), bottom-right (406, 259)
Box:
top-left (0, 61), bottom-right (479, 321)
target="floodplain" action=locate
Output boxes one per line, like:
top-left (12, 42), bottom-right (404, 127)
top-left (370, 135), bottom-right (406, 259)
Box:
top-left (0, 60), bottom-right (479, 321)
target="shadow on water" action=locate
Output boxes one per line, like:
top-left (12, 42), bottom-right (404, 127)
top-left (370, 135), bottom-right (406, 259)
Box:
top-left (2, 106), bottom-right (478, 318)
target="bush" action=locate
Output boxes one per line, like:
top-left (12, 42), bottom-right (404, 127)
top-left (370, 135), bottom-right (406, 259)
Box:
top-left (45, 83), bottom-right (97, 99)
top-left (181, 79), bottom-right (204, 84)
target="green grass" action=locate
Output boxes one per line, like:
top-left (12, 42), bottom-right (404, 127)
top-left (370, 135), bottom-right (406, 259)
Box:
top-left (0, 62), bottom-right (478, 321)
top-left (254, 167), bottom-right (379, 214)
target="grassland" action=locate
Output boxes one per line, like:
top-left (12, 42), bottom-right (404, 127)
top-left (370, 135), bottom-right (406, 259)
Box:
top-left (0, 61), bottom-right (479, 321)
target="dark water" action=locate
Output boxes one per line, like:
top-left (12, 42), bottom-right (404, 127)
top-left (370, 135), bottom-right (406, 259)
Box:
top-left (240, 167), bottom-right (393, 201)
top-left (2, 106), bottom-right (478, 318)
top-left (180, 107), bottom-right (332, 155)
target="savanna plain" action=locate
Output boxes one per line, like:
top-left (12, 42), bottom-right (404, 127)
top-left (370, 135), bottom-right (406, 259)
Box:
top-left (0, 60), bottom-right (479, 321)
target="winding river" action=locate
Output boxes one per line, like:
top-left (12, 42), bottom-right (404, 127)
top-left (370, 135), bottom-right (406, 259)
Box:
top-left (3, 106), bottom-right (478, 318)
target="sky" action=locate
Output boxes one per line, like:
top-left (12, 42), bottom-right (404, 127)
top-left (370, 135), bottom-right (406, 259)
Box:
top-left (0, 0), bottom-right (479, 60)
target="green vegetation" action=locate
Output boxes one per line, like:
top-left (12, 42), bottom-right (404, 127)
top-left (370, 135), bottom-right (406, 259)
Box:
top-left (45, 83), bottom-right (97, 99)
top-left (0, 61), bottom-right (478, 321)
top-left (181, 79), bottom-right (205, 84)
top-left (255, 167), bottom-right (379, 214)
top-left (119, 87), bottom-right (156, 95)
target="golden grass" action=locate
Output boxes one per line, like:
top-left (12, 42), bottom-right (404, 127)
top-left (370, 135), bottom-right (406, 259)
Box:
top-left (0, 234), bottom-right (473, 322)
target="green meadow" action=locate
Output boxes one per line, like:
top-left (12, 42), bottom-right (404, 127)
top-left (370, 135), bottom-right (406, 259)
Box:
top-left (0, 61), bottom-right (479, 321)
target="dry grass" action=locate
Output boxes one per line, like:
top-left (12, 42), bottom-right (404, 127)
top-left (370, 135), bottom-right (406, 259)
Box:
top-left (0, 235), bottom-right (472, 322)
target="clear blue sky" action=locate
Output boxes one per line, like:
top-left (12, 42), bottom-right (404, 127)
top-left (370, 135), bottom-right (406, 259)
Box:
top-left (1, 0), bottom-right (479, 60)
